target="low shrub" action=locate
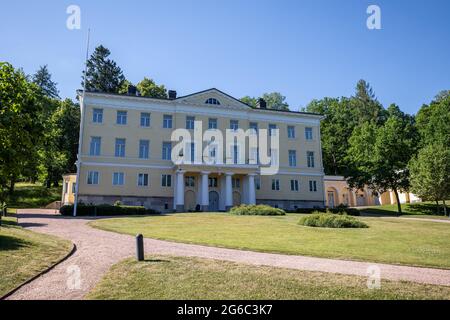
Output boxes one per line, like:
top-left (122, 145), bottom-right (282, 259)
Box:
top-left (230, 204), bottom-right (286, 216)
top-left (298, 212), bottom-right (368, 228)
top-left (290, 207), bottom-right (361, 216)
top-left (60, 204), bottom-right (160, 216)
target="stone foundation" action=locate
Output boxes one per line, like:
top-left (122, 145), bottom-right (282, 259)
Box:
top-left (78, 195), bottom-right (174, 213)
top-left (256, 199), bottom-right (325, 211)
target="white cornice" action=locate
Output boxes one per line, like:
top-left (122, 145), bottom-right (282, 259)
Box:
top-left (83, 92), bottom-right (323, 125)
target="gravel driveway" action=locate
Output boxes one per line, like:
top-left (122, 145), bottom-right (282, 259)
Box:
top-left (7, 209), bottom-right (450, 300)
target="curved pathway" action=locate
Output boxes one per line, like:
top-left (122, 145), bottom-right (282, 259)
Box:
top-left (7, 209), bottom-right (450, 300)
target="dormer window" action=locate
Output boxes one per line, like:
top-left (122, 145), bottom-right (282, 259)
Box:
top-left (205, 98), bottom-right (221, 105)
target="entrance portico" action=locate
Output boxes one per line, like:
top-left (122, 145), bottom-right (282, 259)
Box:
top-left (174, 164), bottom-right (258, 212)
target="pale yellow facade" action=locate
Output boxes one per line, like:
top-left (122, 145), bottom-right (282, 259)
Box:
top-left (324, 175), bottom-right (421, 208)
top-left (65, 89), bottom-right (326, 212)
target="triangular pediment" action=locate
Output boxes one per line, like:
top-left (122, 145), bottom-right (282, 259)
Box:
top-left (176, 88), bottom-right (251, 110)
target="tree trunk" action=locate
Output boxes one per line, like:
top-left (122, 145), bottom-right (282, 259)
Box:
top-left (8, 179), bottom-right (15, 195)
top-left (393, 188), bottom-right (402, 215)
top-left (443, 200), bottom-right (448, 217)
top-left (435, 200), bottom-right (441, 215)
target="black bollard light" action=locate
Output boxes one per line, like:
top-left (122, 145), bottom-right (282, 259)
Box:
top-left (136, 234), bottom-right (144, 261)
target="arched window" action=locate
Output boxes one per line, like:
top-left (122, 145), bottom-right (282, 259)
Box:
top-left (205, 98), bottom-right (221, 105)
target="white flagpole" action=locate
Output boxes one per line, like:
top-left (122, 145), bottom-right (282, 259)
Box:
top-left (73, 28), bottom-right (90, 217)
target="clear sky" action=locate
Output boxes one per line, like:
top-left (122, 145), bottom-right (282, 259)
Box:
top-left (1, 0), bottom-right (449, 114)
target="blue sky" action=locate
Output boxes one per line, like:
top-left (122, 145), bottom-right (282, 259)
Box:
top-left (1, 0), bottom-right (449, 114)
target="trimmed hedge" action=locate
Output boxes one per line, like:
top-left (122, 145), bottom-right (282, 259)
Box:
top-left (289, 207), bottom-right (361, 216)
top-left (298, 212), bottom-right (368, 228)
top-left (60, 204), bottom-right (160, 216)
top-left (230, 205), bottom-right (286, 216)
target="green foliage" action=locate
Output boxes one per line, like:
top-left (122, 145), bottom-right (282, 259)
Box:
top-left (307, 97), bottom-right (358, 175)
top-left (298, 212), bottom-right (368, 228)
top-left (229, 204), bottom-right (286, 216)
top-left (416, 95), bottom-right (450, 147)
top-left (32, 65), bottom-right (59, 99)
top-left (0, 62), bottom-right (44, 203)
top-left (409, 143), bottom-right (450, 206)
top-left (240, 92), bottom-right (289, 110)
top-left (82, 45), bottom-right (125, 93)
top-left (346, 106), bottom-right (418, 213)
top-left (60, 204), bottom-right (160, 216)
top-left (118, 79), bottom-right (134, 94)
top-left (136, 77), bottom-right (168, 99)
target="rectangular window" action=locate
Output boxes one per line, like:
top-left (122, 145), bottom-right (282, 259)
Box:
top-left (208, 118), bottom-right (218, 129)
top-left (87, 171), bottom-right (99, 185)
top-left (289, 150), bottom-right (297, 167)
top-left (232, 178), bottom-right (240, 188)
top-left (255, 177), bottom-right (261, 190)
top-left (208, 177), bottom-right (218, 188)
top-left (163, 115), bottom-right (173, 128)
top-left (89, 137), bottom-right (101, 156)
top-left (140, 113), bottom-right (151, 127)
top-left (162, 142), bottom-right (172, 160)
top-left (185, 176), bottom-right (195, 187)
top-left (271, 179), bottom-right (280, 191)
top-left (309, 180), bottom-right (317, 192)
top-left (307, 151), bottom-right (315, 168)
top-left (115, 138), bottom-right (126, 157)
top-left (138, 173), bottom-right (149, 187)
top-left (93, 108), bottom-right (103, 123)
top-left (305, 127), bottom-right (313, 140)
top-left (162, 174), bottom-right (172, 187)
top-left (139, 140), bottom-right (150, 159)
top-left (113, 172), bottom-right (125, 186)
top-left (64, 182), bottom-right (69, 194)
top-left (186, 116), bottom-right (195, 130)
top-left (72, 183), bottom-right (76, 193)
top-left (116, 111), bottom-right (127, 125)
top-left (288, 126), bottom-right (296, 139)
top-left (230, 120), bottom-right (239, 131)
top-left (269, 124), bottom-right (277, 136)
top-left (249, 122), bottom-right (258, 134)
top-left (291, 180), bottom-right (299, 192)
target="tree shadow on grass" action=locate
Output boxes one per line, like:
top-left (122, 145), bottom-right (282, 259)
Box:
top-left (405, 203), bottom-right (445, 216)
top-left (0, 234), bottom-right (31, 251)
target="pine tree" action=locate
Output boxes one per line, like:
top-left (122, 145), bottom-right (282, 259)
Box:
top-left (82, 45), bottom-right (125, 93)
top-left (32, 65), bottom-right (59, 99)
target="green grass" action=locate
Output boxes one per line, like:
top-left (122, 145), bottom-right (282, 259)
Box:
top-left (360, 201), bottom-right (450, 217)
top-left (0, 217), bottom-right (72, 297)
top-left (86, 255), bottom-right (450, 300)
top-left (89, 213), bottom-right (450, 269)
top-left (6, 183), bottom-right (62, 209)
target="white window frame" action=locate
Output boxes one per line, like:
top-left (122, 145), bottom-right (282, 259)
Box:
top-left (87, 171), bottom-right (99, 185)
top-left (112, 172), bottom-right (125, 186)
top-left (93, 108), bottom-right (103, 123)
top-left (140, 112), bottom-right (151, 127)
top-left (163, 114), bottom-right (173, 128)
top-left (137, 173), bottom-right (149, 187)
top-left (116, 111), bottom-right (127, 125)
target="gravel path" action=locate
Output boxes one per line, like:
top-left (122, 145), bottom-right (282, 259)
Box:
top-left (7, 209), bottom-right (450, 300)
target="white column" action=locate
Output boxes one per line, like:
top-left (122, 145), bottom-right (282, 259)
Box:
top-left (200, 171), bottom-right (210, 211)
top-left (247, 174), bottom-right (256, 205)
top-left (225, 172), bottom-right (233, 210)
top-left (175, 170), bottom-right (185, 212)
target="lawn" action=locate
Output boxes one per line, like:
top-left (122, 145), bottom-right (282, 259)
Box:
top-left (6, 182), bottom-right (62, 209)
top-left (86, 255), bottom-right (450, 300)
top-left (360, 201), bottom-right (449, 217)
top-left (89, 213), bottom-right (450, 269)
top-left (0, 216), bottom-right (72, 297)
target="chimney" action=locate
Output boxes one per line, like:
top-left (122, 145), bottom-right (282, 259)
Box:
top-left (127, 85), bottom-right (137, 96)
top-left (168, 90), bottom-right (177, 100)
top-left (256, 98), bottom-right (267, 109)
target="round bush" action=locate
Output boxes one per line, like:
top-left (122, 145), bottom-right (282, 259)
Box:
top-left (298, 212), bottom-right (368, 228)
top-left (230, 205), bottom-right (286, 216)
